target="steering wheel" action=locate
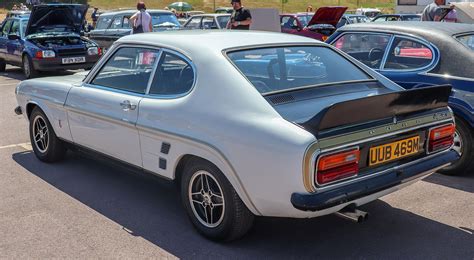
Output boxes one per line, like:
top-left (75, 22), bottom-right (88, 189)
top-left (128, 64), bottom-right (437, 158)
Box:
top-left (368, 47), bottom-right (384, 62)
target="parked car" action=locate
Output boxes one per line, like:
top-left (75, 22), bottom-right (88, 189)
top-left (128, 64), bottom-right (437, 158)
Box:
top-left (88, 9), bottom-right (180, 51)
top-left (328, 22), bottom-right (474, 175)
top-left (355, 8), bottom-right (381, 18)
top-left (0, 4), bottom-right (101, 78)
top-left (178, 11), bottom-right (205, 25)
top-left (336, 14), bottom-right (370, 28)
top-left (15, 31), bottom-right (458, 241)
top-left (280, 6), bottom-right (347, 41)
top-left (182, 14), bottom-right (230, 30)
top-left (372, 14), bottom-right (421, 22)
top-left (215, 7), bottom-right (233, 14)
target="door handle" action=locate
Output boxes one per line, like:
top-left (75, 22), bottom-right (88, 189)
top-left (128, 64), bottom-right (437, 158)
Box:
top-left (120, 100), bottom-right (137, 111)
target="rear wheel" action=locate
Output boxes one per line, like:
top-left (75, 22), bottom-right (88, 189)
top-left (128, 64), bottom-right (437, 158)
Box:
top-left (23, 55), bottom-right (38, 79)
top-left (180, 158), bottom-right (254, 241)
top-left (29, 107), bottom-right (66, 163)
top-left (0, 59), bottom-right (6, 72)
top-left (439, 117), bottom-right (473, 175)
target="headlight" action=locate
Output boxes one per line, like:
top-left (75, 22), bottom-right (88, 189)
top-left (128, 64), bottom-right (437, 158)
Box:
top-left (87, 47), bottom-right (99, 56)
top-left (36, 50), bottom-right (55, 58)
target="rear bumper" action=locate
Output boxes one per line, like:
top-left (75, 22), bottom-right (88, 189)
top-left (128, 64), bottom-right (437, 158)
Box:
top-left (32, 55), bottom-right (100, 71)
top-left (291, 150), bottom-right (459, 211)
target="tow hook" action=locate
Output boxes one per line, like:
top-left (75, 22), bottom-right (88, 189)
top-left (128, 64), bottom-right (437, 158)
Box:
top-left (335, 205), bottom-right (369, 223)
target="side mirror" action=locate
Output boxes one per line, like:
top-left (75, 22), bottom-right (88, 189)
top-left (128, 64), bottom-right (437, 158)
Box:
top-left (8, 34), bottom-right (19, 40)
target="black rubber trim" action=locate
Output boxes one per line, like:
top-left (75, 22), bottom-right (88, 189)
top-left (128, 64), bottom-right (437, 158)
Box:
top-left (291, 150), bottom-right (459, 211)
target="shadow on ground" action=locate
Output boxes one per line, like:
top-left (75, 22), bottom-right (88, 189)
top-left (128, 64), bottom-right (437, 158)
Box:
top-left (12, 151), bottom-right (474, 259)
top-left (423, 172), bottom-right (474, 194)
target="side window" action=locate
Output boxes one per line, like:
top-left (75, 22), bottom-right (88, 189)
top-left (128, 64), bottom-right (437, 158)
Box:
top-left (333, 33), bottom-right (391, 69)
top-left (10, 20), bottom-right (20, 36)
top-left (92, 47), bottom-right (160, 94)
top-left (2, 21), bottom-right (12, 37)
top-left (149, 52), bottom-right (194, 96)
top-left (281, 16), bottom-right (296, 29)
top-left (123, 17), bottom-right (131, 28)
top-left (185, 17), bottom-right (202, 29)
top-left (110, 16), bottom-right (123, 29)
top-left (96, 16), bottom-right (112, 29)
top-left (202, 17), bottom-right (217, 29)
top-left (384, 37), bottom-right (433, 70)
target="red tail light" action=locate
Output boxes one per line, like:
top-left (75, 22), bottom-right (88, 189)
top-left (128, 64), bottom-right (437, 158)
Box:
top-left (35, 51), bottom-right (43, 59)
top-left (428, 124), bottom-right (455, 153)
top-left (316, 149), bottom-right (360, 185)
top-left (98, 47), bottom-right (103, 56)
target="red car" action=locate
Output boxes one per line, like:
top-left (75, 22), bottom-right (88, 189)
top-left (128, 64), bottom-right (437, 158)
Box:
top-left (280, 6), bottom-right (347, 41)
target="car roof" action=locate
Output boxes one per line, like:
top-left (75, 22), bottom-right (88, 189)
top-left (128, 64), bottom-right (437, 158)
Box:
top-left (189, 14), bottom-right (230, 17)
top-left (99, 9), bottom-right (172, 16)
top-left (340, 21), bottom-right (474, 37)
top-left (117, 31), bottom-right (319, 56)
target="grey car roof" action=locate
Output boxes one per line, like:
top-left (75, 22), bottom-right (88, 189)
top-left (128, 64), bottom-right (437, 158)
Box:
top-left (188, 13), bottom-right (231, 17)
top-left (340, 21), bottom-right (474, 37)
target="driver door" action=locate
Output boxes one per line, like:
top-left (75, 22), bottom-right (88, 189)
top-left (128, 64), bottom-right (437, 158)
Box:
top-left (65, 46), bottom-right (161, 167)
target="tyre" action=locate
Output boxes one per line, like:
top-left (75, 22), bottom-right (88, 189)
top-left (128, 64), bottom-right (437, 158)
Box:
top-left (23, 55), bottom-right (38, 79)
top-left (0, 59), bottom-right (6, 72)
top-left (29, 107), bottom-right (66, 163)
top-left (439, 116), bottom-right (474, 175)
top-left (180, 158), bottom-right (254, 241)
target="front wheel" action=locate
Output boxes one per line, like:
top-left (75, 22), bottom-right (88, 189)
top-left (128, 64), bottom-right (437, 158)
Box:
top-left (29, 107), bottom-right (66, 163)
top-left (180, 158), bottom-right (254, 241)
top-left (23, 55), bottom-right (38, 79)
top-left (439, 117), bottom-right (473, 175)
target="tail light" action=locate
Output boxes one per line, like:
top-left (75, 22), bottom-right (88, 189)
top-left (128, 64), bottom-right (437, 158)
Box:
top-left (316, 149), bottom-right (360, 185)
top-left (428, 124), bottom-right (455, 153)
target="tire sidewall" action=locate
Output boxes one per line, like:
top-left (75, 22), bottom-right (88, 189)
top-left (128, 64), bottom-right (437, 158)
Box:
top-left (441, 117), bottom-right (473, 174)
top-left (180, 160), bottom-right (239, 240)
top-left (23, 55), bottom-right (36, 79)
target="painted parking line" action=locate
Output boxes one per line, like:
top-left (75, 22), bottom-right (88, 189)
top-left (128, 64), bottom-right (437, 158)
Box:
top-left (0, 142), bottom-right (32, 150)
top-left (0, 82), bottom-right (19, 86)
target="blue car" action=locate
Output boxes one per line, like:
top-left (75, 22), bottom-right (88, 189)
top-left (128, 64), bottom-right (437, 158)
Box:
top-left (328, 22), bottom-right (474, 175)
top-left (0, 4), bottom-right (101, 78)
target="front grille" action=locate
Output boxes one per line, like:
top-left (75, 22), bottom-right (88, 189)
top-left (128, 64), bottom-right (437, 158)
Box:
top-left (57, 48), bottom-right (87, 57)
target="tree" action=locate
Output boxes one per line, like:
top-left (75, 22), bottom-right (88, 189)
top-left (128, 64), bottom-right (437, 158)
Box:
top-left (282, 0), bottom-right (289, 12)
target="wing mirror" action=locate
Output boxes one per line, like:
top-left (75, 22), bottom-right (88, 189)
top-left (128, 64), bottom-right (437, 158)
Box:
top-left (8, 34), bottom-right (19, 40)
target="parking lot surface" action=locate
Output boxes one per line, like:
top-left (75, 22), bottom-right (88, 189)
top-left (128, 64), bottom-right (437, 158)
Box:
top-left (1, 66), bottom-right (473, 258)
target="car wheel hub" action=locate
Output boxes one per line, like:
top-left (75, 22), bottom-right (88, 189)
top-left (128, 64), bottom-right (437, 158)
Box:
top-left (453, 130), bottom-right (463, 156)
top-left (32, 115), bottom-right (49, 153)
top-left (188, 170), bottom-right (225, 228)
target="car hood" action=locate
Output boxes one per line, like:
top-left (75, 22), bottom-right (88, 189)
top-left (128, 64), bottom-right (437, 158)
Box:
top-left (25, 4), bottom-right (88, 37)
top-left (307, 6), bottom-right (348, 27)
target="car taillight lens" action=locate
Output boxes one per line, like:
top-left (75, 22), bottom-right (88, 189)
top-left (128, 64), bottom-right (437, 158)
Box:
top-left (316, 149), bottom-right (360, 185)
top-left (35, 50), bottom-right (55, 59)
top-left (428, 124), bottom-right (455, 153)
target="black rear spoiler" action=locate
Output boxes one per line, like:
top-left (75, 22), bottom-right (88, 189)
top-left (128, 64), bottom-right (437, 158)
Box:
top-left (301, 85), bottom-right (452, 136)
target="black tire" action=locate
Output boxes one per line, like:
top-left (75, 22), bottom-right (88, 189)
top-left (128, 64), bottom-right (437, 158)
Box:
top-left (22, 55), bottom-right (38, 79)
top-left (439, 116), bottom-right (474, 175)
top-left (180, 158), bottom-right (254, 241)
top-left (0, 59), bottom-right (6, 72)
top-left (29, 107), bottom-right (66, 163)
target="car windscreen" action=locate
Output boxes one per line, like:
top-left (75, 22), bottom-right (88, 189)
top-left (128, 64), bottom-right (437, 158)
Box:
top-left (217, 16), bottom-right (230, 28)
top-left (456, 34), bottom-right (474, 52)
top-left (297, 15), bottom-right (312, 27)
top-left (227, 46), bottom-right (373, 95)
top-left (151, 13), bottom-right (180, 28)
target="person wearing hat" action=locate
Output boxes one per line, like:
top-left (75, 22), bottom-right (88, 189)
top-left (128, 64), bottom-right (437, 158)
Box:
top-left (226, 0), bottom-right (252, 30)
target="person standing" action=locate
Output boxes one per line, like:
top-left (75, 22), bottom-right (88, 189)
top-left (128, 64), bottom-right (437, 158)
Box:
top-left (421, 0), bottom-right (454, 21)
top-left (130, 1), bottom-right (153, 34)
top-left (91, 8), bottom-right (99, 28)
top-left (226, 0), bottom-right (252, 30)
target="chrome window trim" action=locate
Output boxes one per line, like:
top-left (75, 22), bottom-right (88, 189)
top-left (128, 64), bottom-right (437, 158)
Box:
top-left (306, 118), bottom-right (453, 193)
top-left (328, 31), bottom-right (394, 70)
top-left (380, 35), bottom-right (439, 73)
top-left (145, 48), bottom-right (197, 99)
top-left (420, 72), bottom-right (474, 82)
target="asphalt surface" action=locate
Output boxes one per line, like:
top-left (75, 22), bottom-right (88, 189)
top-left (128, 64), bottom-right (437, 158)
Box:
top-left (0, 65), bottom-right (473, 259)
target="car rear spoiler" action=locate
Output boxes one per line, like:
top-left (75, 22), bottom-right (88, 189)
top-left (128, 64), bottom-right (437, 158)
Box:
top-left (301, 85), bottom-right (452, 136)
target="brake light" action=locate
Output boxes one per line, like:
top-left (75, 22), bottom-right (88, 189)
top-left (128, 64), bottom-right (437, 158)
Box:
top-left (316, 149), bottom-right (360, 185)
top-left (428, 124), bottom-right (455, 153)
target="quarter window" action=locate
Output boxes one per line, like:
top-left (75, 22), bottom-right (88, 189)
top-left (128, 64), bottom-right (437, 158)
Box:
top-left (149, 52), bottom-right (194, 96)
top-left (384, 37), bottom-right (433, 70)
top-left (1, 20), bottom-right (12, 36)
top-left (332, 33), bottom-right (391, 69)
top-left (92, 47), bottom-right (160, 94)
top-left (456, 34), bottom-right (474, 51)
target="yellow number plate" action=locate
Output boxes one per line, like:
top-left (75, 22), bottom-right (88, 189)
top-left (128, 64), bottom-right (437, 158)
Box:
top-left (369, 136), bottom-right (420, 166)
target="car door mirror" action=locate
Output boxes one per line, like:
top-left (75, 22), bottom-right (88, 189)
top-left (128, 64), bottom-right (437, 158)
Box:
top-left (8, 34), bottom-right (19, 40)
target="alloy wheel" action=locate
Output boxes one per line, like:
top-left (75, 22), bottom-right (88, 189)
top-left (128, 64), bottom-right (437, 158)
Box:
top-left (32, 115), bottom-right (49, 153)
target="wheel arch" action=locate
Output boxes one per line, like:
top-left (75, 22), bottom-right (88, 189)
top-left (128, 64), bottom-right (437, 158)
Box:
top-left (173, 152), bottom-right (261, 216)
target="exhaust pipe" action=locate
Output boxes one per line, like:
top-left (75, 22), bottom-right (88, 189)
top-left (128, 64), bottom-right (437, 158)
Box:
top-left (335, 207), bottom-right (369, 223)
